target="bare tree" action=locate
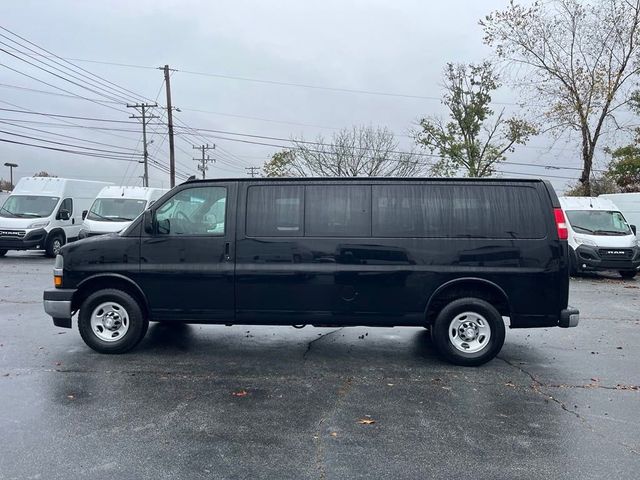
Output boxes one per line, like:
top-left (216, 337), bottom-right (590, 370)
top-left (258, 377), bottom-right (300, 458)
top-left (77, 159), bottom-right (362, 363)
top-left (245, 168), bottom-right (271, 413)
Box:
top-left (415, 62), bottom-right (536, 177)
top-left (263, 126), bottom-right (424, 177)
top-left (481, 0), bottom-right (640, 195)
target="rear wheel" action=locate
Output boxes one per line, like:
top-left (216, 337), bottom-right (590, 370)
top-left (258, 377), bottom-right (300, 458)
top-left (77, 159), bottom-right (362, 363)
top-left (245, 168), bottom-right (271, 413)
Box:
top-left (0, 249), bottom-right (7, 257)
top-left (78, 288), bottom-right (148, 353)
top-left (620, 270), bottom-right (637, 279)
top-left (45, 234), bottom-right (64, 258)
top-left (431, 297), bottom-right (505, 366)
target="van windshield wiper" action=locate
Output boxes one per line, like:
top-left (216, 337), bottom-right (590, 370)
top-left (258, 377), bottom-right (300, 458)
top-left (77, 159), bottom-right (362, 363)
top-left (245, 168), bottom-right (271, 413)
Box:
top-left (594, 229), bottom-right (628, 236)
top-left (89, 211), bottom-right (116, 221)
top-left (571, 225), bottom-right (594, 233)
top-left (0, 206), bottom-right (16, 217)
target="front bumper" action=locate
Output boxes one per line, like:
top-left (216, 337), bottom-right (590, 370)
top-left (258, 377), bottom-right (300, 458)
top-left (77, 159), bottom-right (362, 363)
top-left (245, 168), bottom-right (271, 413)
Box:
top-left (559, 307), bottom-right (579, 328)
top-left (573, 245), bottom-right (640, 272)
top-left (43, 288), bottom-right (76, 328)
top-left (0, 228), bottom-right (47, 250)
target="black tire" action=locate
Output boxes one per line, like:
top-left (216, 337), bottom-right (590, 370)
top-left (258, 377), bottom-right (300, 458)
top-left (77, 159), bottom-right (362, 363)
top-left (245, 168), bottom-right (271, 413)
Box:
top-left (620, 270), bottom-right (637, 279)
top-left (45, 234), bottom-right (64, 258)
top-left (569, 247), bottom-right (579, 277)
top-left (431, 297), bottom-right (506, 367)
top-left (78, 288), bottom-right (148, 353)
top-left (0, 249), bottom-right (7, 257)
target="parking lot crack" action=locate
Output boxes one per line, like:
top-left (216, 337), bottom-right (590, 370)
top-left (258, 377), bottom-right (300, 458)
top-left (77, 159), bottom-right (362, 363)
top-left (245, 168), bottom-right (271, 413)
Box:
top-left (313, 376), bottom-right (353, 480)
top-left (497, 356), bottom-right (640, 457)
top-left (303, 328), bottom-right (344, 360)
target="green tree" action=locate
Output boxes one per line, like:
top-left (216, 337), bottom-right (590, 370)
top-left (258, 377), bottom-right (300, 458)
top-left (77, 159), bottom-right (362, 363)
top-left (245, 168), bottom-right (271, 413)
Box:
top-left (263, 150), bottom-right (297, 177)
top-left (481, 0), bottom-right (640, 195)
top-left (606, 145), bottom-right (640, 192)
top-left (415, 62), bottom-right (536, 177)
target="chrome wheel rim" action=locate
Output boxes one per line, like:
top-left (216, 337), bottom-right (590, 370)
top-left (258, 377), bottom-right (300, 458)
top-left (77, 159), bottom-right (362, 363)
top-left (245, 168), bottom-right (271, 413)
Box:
top-left (448, 311), bottom-right (491, 354)
top-left (90, 302), bottom-right (130, 342)
top-left (52, 239), bottom-right (62, 255)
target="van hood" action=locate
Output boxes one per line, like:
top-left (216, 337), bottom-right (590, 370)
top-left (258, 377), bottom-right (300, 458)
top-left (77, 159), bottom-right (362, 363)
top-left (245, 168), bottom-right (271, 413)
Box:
top-left (574, 233), bottom-right (637, 248)
top-left (0, 216), bottom-right (48, 229)
top-left (83, 218), bottom-right (130, 234)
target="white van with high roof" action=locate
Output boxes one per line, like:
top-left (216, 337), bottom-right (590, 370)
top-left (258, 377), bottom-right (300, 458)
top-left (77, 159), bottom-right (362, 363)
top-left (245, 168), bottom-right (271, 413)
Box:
top-left (600, 193), bottom-right (640, 238)
top-left (79, 186), bottom-right (168, 238)
top-left (0, 177), bottom-right (111, 257)
top-left (559, 196), bottom-right (639, 278)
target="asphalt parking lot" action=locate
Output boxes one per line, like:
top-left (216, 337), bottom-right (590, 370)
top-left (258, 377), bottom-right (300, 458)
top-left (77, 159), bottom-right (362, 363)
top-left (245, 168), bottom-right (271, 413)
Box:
top-left (0, 252), bottom-right (639, 480)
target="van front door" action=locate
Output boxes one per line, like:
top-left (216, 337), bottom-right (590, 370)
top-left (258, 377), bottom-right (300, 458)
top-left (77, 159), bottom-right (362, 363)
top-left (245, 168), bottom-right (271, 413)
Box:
top-left (137, 183), bottom-right (236, 322)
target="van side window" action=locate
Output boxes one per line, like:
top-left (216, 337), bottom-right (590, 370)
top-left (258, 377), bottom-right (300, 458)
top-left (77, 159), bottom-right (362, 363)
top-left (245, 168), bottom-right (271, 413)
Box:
top-left (60, 198), bottom-right (73, 215)
top-left (246, 186), bottom-right (304, 236)
top-left (155, 186), bottom-right (226, 236)
top-left (372, 185), bottom-right (546, 239)
top-left (305, 185), bottom-right (371, 237)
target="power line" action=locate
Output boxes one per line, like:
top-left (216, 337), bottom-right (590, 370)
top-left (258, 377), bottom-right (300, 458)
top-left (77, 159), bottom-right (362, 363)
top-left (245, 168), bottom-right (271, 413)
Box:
top-left (0, 27), bottom-right (148, 104)
top-left (127, 102), bottom-right (158, 187)
top-left (193, 144), bottom-right (215, 179)
top-left (0, 137), bottom-right (144, 161)
top-left (0, 107), bottom-right (152, 124)
top-left (0, 119), bottom-right (142, 151)
top-left (0, 128), bottom-right (144, 156)
top-left (245, 166), bottom-right (261, 178)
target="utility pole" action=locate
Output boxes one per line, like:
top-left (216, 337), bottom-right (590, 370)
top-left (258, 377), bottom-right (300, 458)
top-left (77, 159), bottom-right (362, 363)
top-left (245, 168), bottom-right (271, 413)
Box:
top-left (127, 103), bottom-right (158, 187)
top-left (193, 144), bottom-right (216, 179)
top-left (4, 162), bottom-right (17, 190)
top-left (245, 166), bottom-right (261, 178)
top-left (160, 65), bottom-right (177, 188)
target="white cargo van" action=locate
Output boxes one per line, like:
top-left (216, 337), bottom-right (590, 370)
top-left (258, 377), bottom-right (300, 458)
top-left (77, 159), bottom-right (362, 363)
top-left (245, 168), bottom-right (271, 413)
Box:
top-left (0, 177), bottom-right (111, 257)
top-left (79, 186), bottom-right (168, 238)
top-left (600, 193), bottom-right (640, 237)
top-left (559, 196), bottom-right (639, 278)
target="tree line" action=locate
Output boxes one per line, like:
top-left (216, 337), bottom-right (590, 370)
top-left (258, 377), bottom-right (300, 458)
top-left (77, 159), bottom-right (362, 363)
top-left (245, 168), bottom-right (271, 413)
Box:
top-left (263, 0), bottom-right (640, 195)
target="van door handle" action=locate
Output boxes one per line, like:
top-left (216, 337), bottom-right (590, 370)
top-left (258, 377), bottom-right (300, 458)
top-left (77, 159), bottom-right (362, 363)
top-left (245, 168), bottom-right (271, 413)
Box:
top-left (224, 242), bottom-right (231, 261)
top-left (72, 218), bottom-right (75, 225)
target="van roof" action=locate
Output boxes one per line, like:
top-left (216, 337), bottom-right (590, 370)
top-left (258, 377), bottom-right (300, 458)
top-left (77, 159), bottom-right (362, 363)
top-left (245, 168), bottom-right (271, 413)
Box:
top-left (559, 196), bottom-right (620, 211)
top-left (183, 177), bottom-right (548, 184)
top-left (12, 177), bottom-right (112, 196)
top-left (96, 186), bottom-right (168, 199)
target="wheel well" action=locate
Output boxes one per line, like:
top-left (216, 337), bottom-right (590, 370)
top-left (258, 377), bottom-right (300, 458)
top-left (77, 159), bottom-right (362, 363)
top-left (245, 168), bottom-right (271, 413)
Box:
top-left (425, 280), bottom-right (510, 323)
top-left (72, 276), bottom-right (150, 319)
top-left (46, 228), bottom-right (66, 244)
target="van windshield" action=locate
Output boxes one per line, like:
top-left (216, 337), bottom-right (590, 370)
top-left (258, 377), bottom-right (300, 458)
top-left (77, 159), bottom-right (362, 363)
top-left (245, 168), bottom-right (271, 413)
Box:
top-left (0, 195), bottom-right (59, 218)
top-left (565, 210), bottom-right (631, 236)
top-left (87, 198), bottom-right (147, 222)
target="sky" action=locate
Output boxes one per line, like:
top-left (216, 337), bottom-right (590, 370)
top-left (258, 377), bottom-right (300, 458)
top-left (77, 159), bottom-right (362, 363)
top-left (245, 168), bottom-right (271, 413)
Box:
top-left (0, 0), bottom-right (627, 192)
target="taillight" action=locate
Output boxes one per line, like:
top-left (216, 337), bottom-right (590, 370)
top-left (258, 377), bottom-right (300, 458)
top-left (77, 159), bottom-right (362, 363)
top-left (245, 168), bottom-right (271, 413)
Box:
top-left (554, 208), bottom-right (568, 240)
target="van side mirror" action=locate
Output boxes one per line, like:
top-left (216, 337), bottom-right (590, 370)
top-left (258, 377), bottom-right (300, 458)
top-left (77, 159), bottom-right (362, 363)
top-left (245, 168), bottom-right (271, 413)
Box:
top-left (58, 209), bottom-right (70, 221)
top-left (82, 210), bottom-right (88, 220)
top-left (631, 225), bottom-right (637, 235)
top-left (143, 209), bottom-right (154, 234)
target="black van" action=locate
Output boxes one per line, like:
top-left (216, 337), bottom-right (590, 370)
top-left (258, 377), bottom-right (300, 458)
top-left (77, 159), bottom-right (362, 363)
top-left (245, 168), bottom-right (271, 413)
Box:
top-left (43, 178), bottom-right (579, 366)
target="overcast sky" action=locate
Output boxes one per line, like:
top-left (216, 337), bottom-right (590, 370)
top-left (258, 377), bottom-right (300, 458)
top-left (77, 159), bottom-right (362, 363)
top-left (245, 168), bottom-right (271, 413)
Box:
top-left (0, 0), bottom-right (621, 192)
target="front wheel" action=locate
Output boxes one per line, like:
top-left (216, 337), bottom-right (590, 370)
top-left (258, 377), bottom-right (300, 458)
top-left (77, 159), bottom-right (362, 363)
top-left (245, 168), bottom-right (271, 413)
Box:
top-left (431, 298), bottom-right (506, 366)
top-left (620, 270), bottom-right (637, 279)
top-left (45, 234), bottom-right (64, 258)
top-left (0, 249), bottom-right (7, 257)
top-left (78, 289), bottom-right (148, 353)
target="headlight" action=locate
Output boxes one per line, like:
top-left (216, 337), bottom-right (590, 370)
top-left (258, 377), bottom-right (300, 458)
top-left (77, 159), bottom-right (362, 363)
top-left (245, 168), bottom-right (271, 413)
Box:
top-left (78, 229), bottom-right (88, 239)
top-left (574, 235), bottom-right (597, 247)
top-left (28, 220), bottom-right (49, 229)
